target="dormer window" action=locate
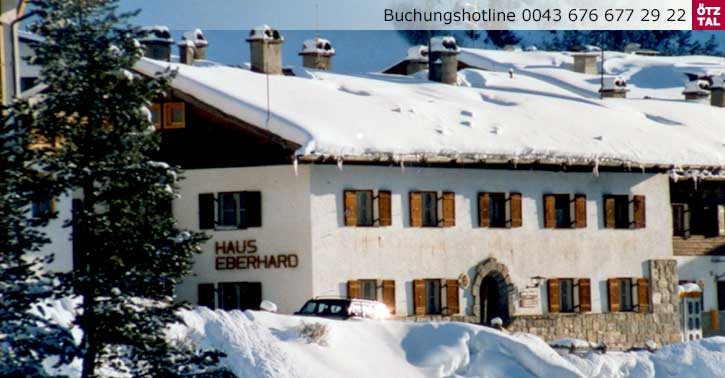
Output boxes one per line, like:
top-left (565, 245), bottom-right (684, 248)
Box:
top-left (163, 102), bottom-right (186, 129)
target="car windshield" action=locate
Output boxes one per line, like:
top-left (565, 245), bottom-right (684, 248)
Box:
top-left (298, 300), bottom-right (350, 316)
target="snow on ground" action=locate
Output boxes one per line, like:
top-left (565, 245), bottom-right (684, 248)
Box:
top-left (135, 53), bottom-right (725, 169)
top-left (32, 303), bottom-right (725, 378)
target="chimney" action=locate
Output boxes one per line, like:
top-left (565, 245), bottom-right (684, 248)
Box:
top-left (572, 53), bottom-right (598, 74)
top-left (405, 46), bottom-right (428, 75)
top-left (429, 36), bottom-right (460, 85)
top-left (711, 74), bottom-right (725, 108)
top-left (682, 79), bottom-right (710, 101)
top-left (246, 25), bottom-right (284, 75)
top-left (299, 37), bottom-right (335, 70)
top-left (599, 77), bottom-right (629, 98)
top-left (178, 39), bottom-right (195, 65)
top-left (140, 26), bottom-right (174, 61)
top-left (182, 29), bottom-right (209, 60)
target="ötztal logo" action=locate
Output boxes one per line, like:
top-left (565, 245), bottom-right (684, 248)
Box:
top-left (693, 0), bottom-right (724, 29)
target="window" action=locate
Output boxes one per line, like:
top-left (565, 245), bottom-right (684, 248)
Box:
top-left (217, 282), bottom-right (262, 311)
top-left (356, 191), bottom-right (373, 226)
top-left (344, 190), bottom-right (391, 227)
top-left (605, 195), bottom-right (646, 229)
top-left (544, 194), bottom-right (581, 229)
top-left (554, 195), bottom-right (570, 228)
top-left (150, 103), bottom-right (161, 130)
top-left (559, 279), bottom-right (574, 313)
top-left (619, 278), bottom-right (633, 311)
top-left (613, 195), bottom-right (630, 229)
top-left (198, 191), bottom-right (262, 230)
top-left (360, 280), bottom-right (377, 300)
top-left (425, 279), bottom-right (441, 315)
top-left (718, 281), bottom-right (725, 311)
top-left (421, 192), bottom-right (438, 227)
top-left (489, 193), bottom-right (507, 228)
top-left (198, 283), bottom-right (215, 309)
top-left (672, 203), bottom-right (689, 237)
top-left (31, 196), bottom-right (53, 218)
top-left (163, 102), bottom-right (186, 129)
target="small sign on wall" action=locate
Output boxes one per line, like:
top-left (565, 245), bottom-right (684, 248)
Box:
top-left (519, 288), bottom-right (540, 308)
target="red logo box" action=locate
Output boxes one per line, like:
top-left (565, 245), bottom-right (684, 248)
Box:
top-left (693, 0), bottom-right (724, 30)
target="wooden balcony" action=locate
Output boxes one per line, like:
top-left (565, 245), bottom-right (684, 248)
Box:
top-left (673, 235), bottom-right (725, 256)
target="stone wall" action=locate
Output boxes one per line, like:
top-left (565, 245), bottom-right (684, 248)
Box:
top-left (508, 260), bottom-right (681, 350)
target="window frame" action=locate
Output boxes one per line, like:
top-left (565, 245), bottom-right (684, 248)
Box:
top-left (163, 102), bottom-right (186, 129)
top-left (150, 103), bottom-right (162, 130)
top-left (424, 279), bottom-right (442, 315)
top-left (618, 278), bottom-right (634, 312)
top-left (213, 191), bottom-right (262, 230)
top-left (672, 203), bottom-right (688, 237)
top-left (559, 278), bottom-right (575, 313)
top-left (359, 279), bottom-right (378, 301)
top-left (613, 195), bottom-right (630, 229)
top-left (488, 192), bottom-right (507, 228)
top-left (355, 190), bottom-right (374, 227)
top-left (553, 194), bottom-right (571, 228)
top-left (420, 191), bottom-right (438, 227)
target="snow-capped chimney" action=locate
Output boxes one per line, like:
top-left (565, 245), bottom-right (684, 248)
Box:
top-left (572, 53), bottom-right (598, 75)
top-left (140, 26), bottom-right (173, 62)
top-left (178, 40), bottom-right (195, 65)
top-left (182, 29), bottom-right (209, 60)
top-left (406, 46), bottom-right (428, 75)
top-left (599, 77), bottom-right (629, 98)
top-left (429, 36), bottom-right (459, 85)
top-left (682, 79), bottom-right (711, 101)
top-left (247, 25), bottom-right (284, 75)
top-left (299, 37), bottom-right (335, 70)
top-left (710, 74), bottom-right (725, 108)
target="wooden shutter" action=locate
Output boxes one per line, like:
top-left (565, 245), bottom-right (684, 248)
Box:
top-left (510, 192), bottom-right (522, 228)
top-left (608, 278), bottom-right (620, 312)
top-left (446, 279), bottom-right (459, 315)
top-left (637, 278), bottom-right (650, 313)
top-left (604, 196), bottom-right (616, 229)
top-left (578, 278), bottom-right (591, 313)
top-left (378, 191), bottom-right (392, 227)
top-left (442, 192), bottom-right (455, 227)
top-left (574, 194), bottom-right (587, 228)
top-left (633, 195), bottom-right (646, 229)
top-left (413, 279), bottom-right (426, 315)
top-left (347, 280), bottom-right (361, 299)
top-left (547, 279), bottom-right (560, 313)
top-left (344, 190), bottom-right (357, 226)
top-left (544, 194), bottom-right (556, 229)
top-left (409, 192), bottom-right (422, 227)
top-left (198, 193), bottom-right (215, 230)
top-left (382, 280), bottom-right (396, 314)
top-left (478, 192), bottom-right (490, 227)
top-left (245, 191), bottom-right (262, 227)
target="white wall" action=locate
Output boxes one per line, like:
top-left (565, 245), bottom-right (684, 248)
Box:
top-left (309, 165), bottom-right (673, 318)
top-left (676, 255), bottom-right (725, 313)
top-left (173, 165), bottom-right (313, 314)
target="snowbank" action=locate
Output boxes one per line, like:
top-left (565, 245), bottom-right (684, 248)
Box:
top-left (34, 303), bottom-right (725, 378)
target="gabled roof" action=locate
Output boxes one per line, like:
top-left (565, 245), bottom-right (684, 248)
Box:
top-left (134, 51), bottom-right (725, 172)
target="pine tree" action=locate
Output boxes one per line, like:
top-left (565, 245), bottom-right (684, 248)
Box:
top-left (702, 34), bottom-right (720, 55)
top-left (23, 0), bottom-right (235, 376)
top-left (485, 30), bottom-right (520, 48)
top-left (0, 102), bottom-right (78, 376)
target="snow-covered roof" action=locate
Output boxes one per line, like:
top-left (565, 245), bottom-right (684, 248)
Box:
top-left (300, 37), bottom-right (335, 56)
top-left (431, 36), bottom-right (459, 54)
top-left (181, 28), bottom-right (208, 48)
top-left (140, 25), bottom-right (173, 44)
top-left (134, 51), bottom-right (725, 170)
top-left (247, 25), bottom-right (284, 42)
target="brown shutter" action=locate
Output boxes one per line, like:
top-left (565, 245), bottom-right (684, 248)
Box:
top-left (344, 190), bottom-right (357, 226)
top-left (544, 194), bottom-right (556, 229)
top-left (633, 195), bottom-right (646, 229)
top-left (608, 278), bottom-right (620, 312)
top-left (382, 280), bottom-right (396, 314)
top-left (198, 193), bottom-right (215, 230)
top-left (510, 192), bottom-right (522, 228)
top-left (578, 278), bottom-right (591, 313)
top-left (413, 279), bottom-right (426, 315)
top-left (347, 280), bottom-right (361, 299)
top-left (637, 278), bottom-right (650, 313)
top-left (547, 278), bottom-right (561, 313)
top-left (574, 194), bottom-right (587, 228)
top-left (604, 196), bottom-right (616, 229)
top-left (446, 279), bottom-right (459, 315)
top-left (442, 192), bottom-right (455, 227)
top-left (378, 191), bottom-right (392, 227)
top-left (409, 192), bottom-right (422, 227)
top-left (478, 192), bottom-right (490, 227)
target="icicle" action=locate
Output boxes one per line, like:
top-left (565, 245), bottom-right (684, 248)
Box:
top-left (670, 170), bottom-right (679, 183)
top-left (512, 158), bottom-right (518, 168)
top-left (337, 157), bottom-right (343, 171)
top-left (293, 157), bottom-right (299, 177)
top-left (592, 158), bottom-right (600, 177)
top-left (400, 160), bottom-right (405, 173)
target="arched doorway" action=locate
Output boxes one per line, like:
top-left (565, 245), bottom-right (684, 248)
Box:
top-left (471, 257), bottom-right (515, 326)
